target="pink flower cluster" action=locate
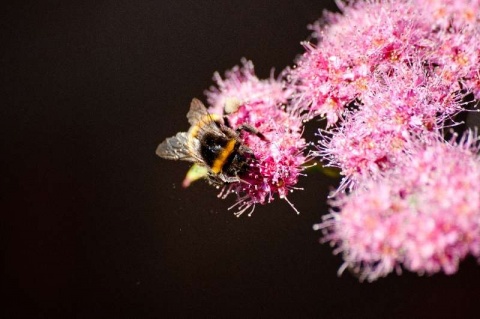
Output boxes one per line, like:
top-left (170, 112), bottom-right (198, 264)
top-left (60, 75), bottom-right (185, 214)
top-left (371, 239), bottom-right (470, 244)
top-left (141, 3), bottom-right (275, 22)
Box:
top-left (316, 61), bottom-right (447, 186)
top-left (291, 0), bottom-right (480, 124)
top-left (317, 134), bottom-right (480, 281)
top-left (299, 0), bottom-right (480, 279)
top-left (205, 60), bottom-right (307, 216)
top-left (290, 0), bottom-right (480, 184)
top-left (195, 0), bottom-right (480, 278)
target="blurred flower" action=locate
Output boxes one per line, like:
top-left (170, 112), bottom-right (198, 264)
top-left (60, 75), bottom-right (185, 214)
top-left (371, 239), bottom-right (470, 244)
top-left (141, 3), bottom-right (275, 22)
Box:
top-left (292, 0), bottom-right (480, 281)
top-left (205, 60), bottom-right (307, 216)
top-left (289, 0), bottom-right (480, 126)
top-left (316, 132), bottom-right (480, 281)
top-left (287, 0), bottom-right (480, 188)
top-left (316, 60), bottom-right (466, 186)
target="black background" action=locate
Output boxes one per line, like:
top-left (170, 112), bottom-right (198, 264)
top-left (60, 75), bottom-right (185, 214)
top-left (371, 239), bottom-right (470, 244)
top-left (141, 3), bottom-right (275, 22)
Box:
top-left (2, 1), bottom-right (480, 318)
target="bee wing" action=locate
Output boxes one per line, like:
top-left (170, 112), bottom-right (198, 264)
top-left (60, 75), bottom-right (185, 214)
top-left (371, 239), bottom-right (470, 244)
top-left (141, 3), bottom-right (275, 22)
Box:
top-left (156, 132), bottom-right (198, 162)
top-left (187, 98), bottom-right (210, 126)
top-left (187, 98), bottom-right (228, 138)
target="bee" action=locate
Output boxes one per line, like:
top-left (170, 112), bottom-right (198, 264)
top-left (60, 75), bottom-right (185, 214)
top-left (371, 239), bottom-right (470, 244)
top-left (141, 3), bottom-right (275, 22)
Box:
top-left (156, 98), bottom-right (265, 185)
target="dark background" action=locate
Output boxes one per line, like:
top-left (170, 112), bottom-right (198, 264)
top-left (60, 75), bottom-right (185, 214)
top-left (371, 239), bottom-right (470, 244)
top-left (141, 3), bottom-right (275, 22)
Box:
top-left (2, 1), bottom-right (480, 318)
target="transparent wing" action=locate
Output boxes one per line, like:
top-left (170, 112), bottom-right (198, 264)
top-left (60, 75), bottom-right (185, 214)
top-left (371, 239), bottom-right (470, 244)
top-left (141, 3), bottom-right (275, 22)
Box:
top-left (156, 132), bottom-right (198, 162)
top-left (187, 99), bottom-right (228, 139)
top-left (187, 98), bottom-right (209, 126)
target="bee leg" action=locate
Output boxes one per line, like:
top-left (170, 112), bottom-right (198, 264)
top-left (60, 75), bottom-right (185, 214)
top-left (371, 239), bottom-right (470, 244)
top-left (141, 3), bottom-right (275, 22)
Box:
top-left (219, 174), bottom-right (241, 184)
top-left (236, 124), bottom-right (267, 141)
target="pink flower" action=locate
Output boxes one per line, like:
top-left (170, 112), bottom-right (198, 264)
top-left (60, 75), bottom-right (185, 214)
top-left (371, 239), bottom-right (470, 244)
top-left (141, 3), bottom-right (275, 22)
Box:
top-left (285, 0), bottom-right (480, 189)
top-left (205, 60), bottom-right (307, 216)
top-left (316, 132), bottom-right (480, 281)
top-left (289, 0), bottom-right (480, 126)
top-left (304, 0), bottom-right (480, 280)
top-left (316, 59), bottom-right (465, 186)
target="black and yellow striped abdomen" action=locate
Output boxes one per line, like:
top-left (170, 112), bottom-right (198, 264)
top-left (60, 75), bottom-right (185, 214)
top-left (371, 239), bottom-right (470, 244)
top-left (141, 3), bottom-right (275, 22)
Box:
top-left (199, 133), bottom-right (238, 174)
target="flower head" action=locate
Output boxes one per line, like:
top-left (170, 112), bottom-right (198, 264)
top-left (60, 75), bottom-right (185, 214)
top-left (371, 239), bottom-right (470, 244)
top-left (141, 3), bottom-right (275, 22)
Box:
top-left (316, 59), bottom-right (467, 186)
top-left (289, 0), bottom-right (480, 126)
top-left (205, 60), bottom-right (307, 216)
top-left (317, 132), bottom-right (480, 281)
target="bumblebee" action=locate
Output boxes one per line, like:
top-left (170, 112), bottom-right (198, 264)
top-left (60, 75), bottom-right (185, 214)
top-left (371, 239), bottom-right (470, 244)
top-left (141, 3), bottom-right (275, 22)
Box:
top-left (156, 98), bottom-right (265, 185)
